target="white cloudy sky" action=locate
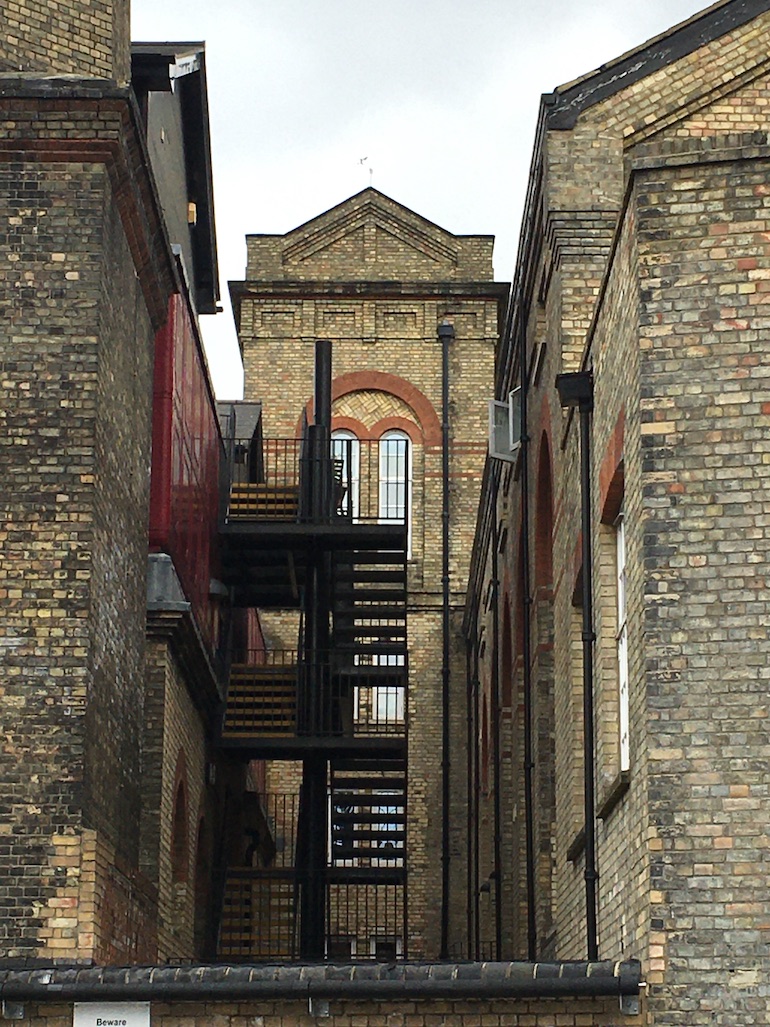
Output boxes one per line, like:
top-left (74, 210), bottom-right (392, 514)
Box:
top-left (131, 0), bottom-right (711, 399)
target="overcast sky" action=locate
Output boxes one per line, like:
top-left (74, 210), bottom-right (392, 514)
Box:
top-left (131, 0), bottom-right (711, 399)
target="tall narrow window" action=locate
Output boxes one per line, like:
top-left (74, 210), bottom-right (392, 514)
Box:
top-left (378, 431), bottom-right (410, 523)
top-left (331, 430), bottom-right (359, 519)
top-left (615, 510), bottom-right (629, 772)
top-left (171, 781), bottom-right (188, 883)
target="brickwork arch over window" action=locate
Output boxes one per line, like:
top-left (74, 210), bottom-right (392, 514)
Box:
top-left (302, 371), bottom-right (441, 446)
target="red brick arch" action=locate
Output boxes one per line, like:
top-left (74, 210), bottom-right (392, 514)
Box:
top-left (369, 416), bottom-right (423, 444)
top-left (330, 416), bottom-right (369, 439)
top-left (300, 371), bottom-right (441, 446)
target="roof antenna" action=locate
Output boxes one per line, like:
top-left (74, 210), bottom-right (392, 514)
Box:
top-left (358, 157), bottom-right (373, 188)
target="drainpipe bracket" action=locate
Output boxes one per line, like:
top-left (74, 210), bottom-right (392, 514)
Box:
top-left (309, 998), bottom-right (331, 1018)
top-left (620, 993), bottom-right (640, 1015)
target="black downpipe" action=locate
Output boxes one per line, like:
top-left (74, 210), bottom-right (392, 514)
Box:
top-left (438, 319), bottom-right (454, 959)
top-left (465, 638), bottom-right (474, 955)
top-left (472, 638), bottom-right (481, 960)
top-left (490, 483), bottom-right (502, 959)
top-left (579, 394), bottom-right (598, 960)
top-left (519, 333), bottom-right (537, 961)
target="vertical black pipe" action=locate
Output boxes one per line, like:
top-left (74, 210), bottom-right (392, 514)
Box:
top-left (438, 319), bottom-right (454, 959)
top-left (490, 481), bottom-right (503, 959)
top-left (472, 643), bottom-right (481, 961)
top-left (579, 400), bottom-right (599, 960)
top-left (519, 334), bottom-right (537, 961)
top-left (465, 638), bottom-right (474, 956)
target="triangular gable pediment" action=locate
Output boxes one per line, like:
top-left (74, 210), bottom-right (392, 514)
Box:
top-left (281, 190), bottom-right (459, 275)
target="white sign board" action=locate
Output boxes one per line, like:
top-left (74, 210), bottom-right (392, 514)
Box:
top-left (74, 1003), bottom-right (150, 1027)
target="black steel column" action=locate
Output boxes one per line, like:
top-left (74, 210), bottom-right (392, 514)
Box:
top-left (299, 752), bottom-right (327, 959)
top-left (297, 339), bottom-right (335, 959)
top-left (491, 481), bottom-right (503, 959)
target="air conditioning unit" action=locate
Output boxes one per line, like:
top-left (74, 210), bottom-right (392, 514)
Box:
top-left (488, 387), bottom-right (522, 462)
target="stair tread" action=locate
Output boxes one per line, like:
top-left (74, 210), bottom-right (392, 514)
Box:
top-left (332, 776), bottom-right (406, 789)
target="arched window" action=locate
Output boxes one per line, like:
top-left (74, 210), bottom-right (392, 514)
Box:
top-left (378, 430), bottom-right (410, 522)
top-left (171, 780), bottom-right (188, 883)
top-left (331, 429), bottom-right (360, 519)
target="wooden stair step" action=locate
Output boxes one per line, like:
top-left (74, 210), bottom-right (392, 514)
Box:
top-left (226, 691), bottom-right (297, 703)
top-left (223, 723), bottom-right (296, 733)
top-left (332, 776), bottom-right (406, 790)
top-left (230, 666), bottom-right (297, 677)
top-left (332, 793), bottom-right (405, 807)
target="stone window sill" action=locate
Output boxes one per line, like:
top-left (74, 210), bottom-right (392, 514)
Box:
top-left (566, 770), bottom-right (631, 863)
top-left (597, 769), bottom-right (631, 821)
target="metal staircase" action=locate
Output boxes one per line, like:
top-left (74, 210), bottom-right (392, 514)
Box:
top-left (214, 344), bottom-right (409, 961)
top-left (333, 548), bottom-right (408, 659)
top-left (330, 758), bottom-right (407, 867)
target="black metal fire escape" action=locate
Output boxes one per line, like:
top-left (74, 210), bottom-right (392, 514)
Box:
top-left (215, 342), bottom-right (408, 961)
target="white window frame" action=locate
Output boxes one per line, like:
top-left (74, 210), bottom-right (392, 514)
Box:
top-left (488, 387), bottom-right (522, 462)
top-left (615, 510), bottom-right (629, 772)
top-left (378, 429), bottom-right (412, 555)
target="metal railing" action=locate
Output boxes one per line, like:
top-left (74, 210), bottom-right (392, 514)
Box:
top-left (223, 649), bottom-right (407, 739)
top-left (224, 437), bottom-right (410, 526)
top-left (217, 790), bottom-right (407, 963)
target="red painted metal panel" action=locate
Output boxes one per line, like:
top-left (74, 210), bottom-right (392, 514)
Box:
top-left (149, 293), bottom-right (222, 649)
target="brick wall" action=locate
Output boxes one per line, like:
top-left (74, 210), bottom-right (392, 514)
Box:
top-left (0, 0), bottom-right (130, 82)
top-left (466, 5), bottom-right (770, 1022)
top-left (18, 996), bottom-right (642, 1027)
top-left (142, 641), bottom-right (210, 960)
top-left (0, 154), bottom-right (155, 958)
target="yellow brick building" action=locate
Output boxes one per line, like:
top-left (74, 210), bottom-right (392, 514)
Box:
top-left (228, 188), bottom-right (507, 959)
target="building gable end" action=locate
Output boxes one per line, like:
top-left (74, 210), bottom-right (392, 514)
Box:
top-left (281, 200), bottom-right (458, 272)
